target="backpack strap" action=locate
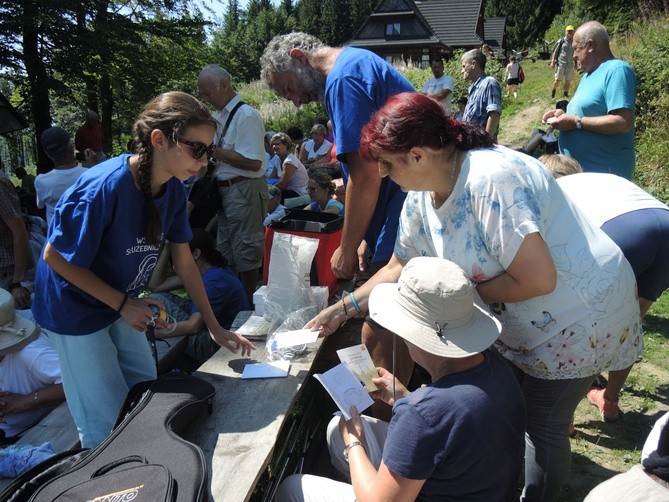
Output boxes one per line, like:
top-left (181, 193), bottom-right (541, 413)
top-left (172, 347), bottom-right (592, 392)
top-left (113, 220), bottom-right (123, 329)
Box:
top-left (553, 37), bottom-right (565, 60)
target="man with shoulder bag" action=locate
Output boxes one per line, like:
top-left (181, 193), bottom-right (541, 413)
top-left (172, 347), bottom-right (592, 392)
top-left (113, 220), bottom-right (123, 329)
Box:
top-left (198, 65), bottom-right (269, 304)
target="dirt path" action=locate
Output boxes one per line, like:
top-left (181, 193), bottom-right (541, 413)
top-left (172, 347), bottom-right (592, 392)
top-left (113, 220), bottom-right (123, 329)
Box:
top-left (499, 103), bottom-right (546, 149)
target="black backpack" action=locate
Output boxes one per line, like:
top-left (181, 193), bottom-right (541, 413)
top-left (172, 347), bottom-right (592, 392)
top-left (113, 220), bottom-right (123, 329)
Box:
top-left (1, 373), bottom-right (215, 502)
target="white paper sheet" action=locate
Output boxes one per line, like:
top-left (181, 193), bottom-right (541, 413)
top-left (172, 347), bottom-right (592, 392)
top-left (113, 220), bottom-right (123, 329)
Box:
top-left (314, 363), bottom-right (374, 420)
top-left (241, 360), bottom-right (291, 379)
top-left (270, 328), bottom-right (320, 350)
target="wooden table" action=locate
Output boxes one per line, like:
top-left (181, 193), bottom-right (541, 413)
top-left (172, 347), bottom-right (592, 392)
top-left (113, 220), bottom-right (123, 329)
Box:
top-left (183, 312), bottom-right (325, 501)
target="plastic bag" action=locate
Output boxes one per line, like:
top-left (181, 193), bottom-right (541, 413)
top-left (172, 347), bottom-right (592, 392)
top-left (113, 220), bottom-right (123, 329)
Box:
top-left (265, 304), bottom-right (321, 361)
top-left (265, 233), bottom-right (319, 314)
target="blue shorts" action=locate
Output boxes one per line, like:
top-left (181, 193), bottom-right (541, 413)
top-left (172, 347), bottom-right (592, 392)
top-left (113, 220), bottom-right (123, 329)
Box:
top-left (601, 208), bottom-right (669, 301)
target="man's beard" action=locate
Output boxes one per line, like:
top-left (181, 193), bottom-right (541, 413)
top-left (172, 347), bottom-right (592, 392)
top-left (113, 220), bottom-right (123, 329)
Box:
top-left (297, 65), bottom-right (326, 103)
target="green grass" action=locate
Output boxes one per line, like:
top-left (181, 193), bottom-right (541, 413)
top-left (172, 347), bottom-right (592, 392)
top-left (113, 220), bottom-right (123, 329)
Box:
top-left (641, 291), bottom-right (669, 373)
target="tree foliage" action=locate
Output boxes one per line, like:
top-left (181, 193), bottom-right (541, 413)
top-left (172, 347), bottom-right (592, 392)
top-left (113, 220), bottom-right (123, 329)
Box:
top-left (0, 0), bottom-right (212, 160)
top-left (485, 0), bottom-right (564, 50)
top-left (8, 0), bottom-right (631, 166)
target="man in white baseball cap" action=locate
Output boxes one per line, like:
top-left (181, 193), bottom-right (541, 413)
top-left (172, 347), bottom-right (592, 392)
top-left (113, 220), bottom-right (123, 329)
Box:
top-left (277, 257), bottom-right (525, 501)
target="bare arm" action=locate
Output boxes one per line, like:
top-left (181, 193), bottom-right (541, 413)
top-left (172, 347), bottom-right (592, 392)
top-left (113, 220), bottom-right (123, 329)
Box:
top-left (0, 384), bottom-right (65, 417)
top-left (6, 216), bottom-right (30, 307)
top-left (298, 145), bottom-right (309, 165)
top-left (7, 216), bottom-right (29, 283)
top-left (147, 243), bottom-right (183, 292)
top-left (213, 148), bottom-right (262, 172)
top-left (476, 232), bottom-right (557, 304)
top-left (169, 243), bottom-right (255, 356)
top-left (274, 163), bottom-right (296, 190)
top-left (341, 408), bottom-right (425, 502)
top-left (305, 152), bottom-right (331, 166)
top-left (322, 203), bottom-right (341, 215)
top-left (42, 242), bottom-right (159, 331)
top-left (307, 254), bottom-right (406, 336)
top-left (545, 108), bottom-right (634, 135)
top-left (486, 111), bottom-right (501, 138)
top-left (156, 312), bottom-right (205, 339)
top-left (427, 88), bottom-right (452, 102)
top-left (330, 152), bottom-right (382, 279)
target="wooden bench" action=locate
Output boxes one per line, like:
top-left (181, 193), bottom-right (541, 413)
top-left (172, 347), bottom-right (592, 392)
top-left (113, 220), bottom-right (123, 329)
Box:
top-left (183, 311), bottom-right (326, 501)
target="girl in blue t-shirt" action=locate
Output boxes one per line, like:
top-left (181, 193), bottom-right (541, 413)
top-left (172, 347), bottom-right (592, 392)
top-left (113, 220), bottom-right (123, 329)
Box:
top-left (148, 228), bottom-right (251, 369)
top-left (32, 92), bottom-right (255, 448)
top-left (304, 172), bottom-right (344, 216)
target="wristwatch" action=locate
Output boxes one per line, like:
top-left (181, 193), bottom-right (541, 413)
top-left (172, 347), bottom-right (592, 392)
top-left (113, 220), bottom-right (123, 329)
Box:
top-left (576, 116), bottom-right (583, 130)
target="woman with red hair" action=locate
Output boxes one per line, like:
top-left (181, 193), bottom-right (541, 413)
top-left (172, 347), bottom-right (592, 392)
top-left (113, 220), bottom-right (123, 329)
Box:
top-left (307, 92), bottom-right (642, 501)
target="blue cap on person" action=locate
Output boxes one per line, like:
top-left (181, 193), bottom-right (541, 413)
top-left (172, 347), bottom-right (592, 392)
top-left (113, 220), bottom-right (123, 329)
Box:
top-left (368, 257), bottom-right (501, 358)
top-left (40, 127), bottom-right (71, 157)
top-left (0, 289), bottom-right (40, 355)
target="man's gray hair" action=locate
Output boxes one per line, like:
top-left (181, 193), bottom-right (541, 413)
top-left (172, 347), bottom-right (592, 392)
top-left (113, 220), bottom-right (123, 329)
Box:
top-left (577, 21), bottom-right (610, 47)
top-left (199, 64), bottom-right (231, 86)
top-left (461, 49), bottom-right (486, 71)
top-left (260, 32), bottom-right (325, 86)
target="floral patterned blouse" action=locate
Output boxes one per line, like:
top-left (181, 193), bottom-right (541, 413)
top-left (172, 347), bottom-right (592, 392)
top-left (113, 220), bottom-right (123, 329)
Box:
top-left (394, 145), bottom-right (642, 379)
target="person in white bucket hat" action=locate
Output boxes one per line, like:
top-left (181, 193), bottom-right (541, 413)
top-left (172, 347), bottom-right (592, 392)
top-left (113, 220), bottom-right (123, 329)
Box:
top-left (0, 288), bottom-right (64, 440)
top-left (277, 257), bottom-right (525, 502)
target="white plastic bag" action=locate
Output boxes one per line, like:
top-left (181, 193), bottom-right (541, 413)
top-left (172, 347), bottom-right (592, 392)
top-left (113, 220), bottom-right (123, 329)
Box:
top-left (265, 233), bottom-right (319, 313)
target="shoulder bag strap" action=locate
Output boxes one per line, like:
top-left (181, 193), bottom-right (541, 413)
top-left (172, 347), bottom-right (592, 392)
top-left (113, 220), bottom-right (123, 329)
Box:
top-left (221, 101), bottom-right (246, 140)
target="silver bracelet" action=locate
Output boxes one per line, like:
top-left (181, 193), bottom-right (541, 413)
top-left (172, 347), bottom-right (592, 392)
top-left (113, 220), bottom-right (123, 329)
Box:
top-left (343, 440), bottom-right (363, 462)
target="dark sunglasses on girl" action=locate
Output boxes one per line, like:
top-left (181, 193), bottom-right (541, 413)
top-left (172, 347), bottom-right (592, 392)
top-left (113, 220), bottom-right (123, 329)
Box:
top-left (172, 134), bottom-right (216, 160)
top-left (177, 137), bottom-right (215, 160)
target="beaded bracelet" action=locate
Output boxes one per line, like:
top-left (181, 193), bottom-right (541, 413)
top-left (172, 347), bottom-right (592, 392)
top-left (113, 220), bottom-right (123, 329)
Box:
top-left (349, 292), bottom-right (362, 314)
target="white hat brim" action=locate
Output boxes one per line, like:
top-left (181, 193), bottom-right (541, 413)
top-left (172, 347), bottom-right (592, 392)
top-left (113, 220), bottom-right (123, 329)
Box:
top-left (0, 315), bottom-right (40, 356)
top-left (369, 282), bottom-right (501, 358)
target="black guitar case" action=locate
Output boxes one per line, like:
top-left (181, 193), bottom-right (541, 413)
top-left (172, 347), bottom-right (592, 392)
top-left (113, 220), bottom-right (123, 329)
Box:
top-left (2, 372), bottom-right (215, 502)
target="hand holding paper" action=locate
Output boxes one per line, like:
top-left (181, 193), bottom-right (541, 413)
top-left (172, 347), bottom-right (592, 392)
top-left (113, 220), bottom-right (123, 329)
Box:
top-left (370, 367), bottom-right (408, 406)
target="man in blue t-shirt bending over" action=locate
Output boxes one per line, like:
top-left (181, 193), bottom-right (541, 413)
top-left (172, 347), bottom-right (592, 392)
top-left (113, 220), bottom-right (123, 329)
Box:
top-left (261, 32), bottom-right (414, 280)
top-left (261, 34), bottom-right (417, 414)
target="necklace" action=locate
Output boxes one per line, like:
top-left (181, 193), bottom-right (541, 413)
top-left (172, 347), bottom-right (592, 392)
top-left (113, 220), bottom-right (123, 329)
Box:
top-left (431, 148), bottom-right (461, 208)
top-left (450, 149), bottom-right (460, 190)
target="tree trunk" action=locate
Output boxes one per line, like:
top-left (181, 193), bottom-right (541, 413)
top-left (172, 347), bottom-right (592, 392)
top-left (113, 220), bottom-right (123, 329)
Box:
top-left (21, 0), bottom-right (53, 168)
top-left (94, 1), bottom-right (113, 155)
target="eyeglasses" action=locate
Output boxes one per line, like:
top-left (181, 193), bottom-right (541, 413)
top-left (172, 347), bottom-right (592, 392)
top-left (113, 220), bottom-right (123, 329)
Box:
top-left (307, 186), bottom-right (323, 192)
top-left (177, 137), bottom-right (215, 160)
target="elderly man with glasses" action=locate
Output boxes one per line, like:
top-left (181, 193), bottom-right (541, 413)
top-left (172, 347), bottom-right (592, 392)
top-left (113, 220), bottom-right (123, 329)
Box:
top-left (542, 21), bottom-right (637, 180)
top-left (197, 64), bottom-right (269, 304)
